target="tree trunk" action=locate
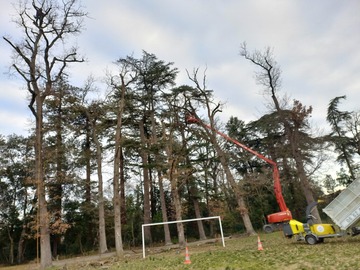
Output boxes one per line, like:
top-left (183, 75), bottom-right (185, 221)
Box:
top-left (17, 225), bottom-right (26, 264)
top-left (158, 172), bottom-right (173, 245)
top-left (36, 99), bottom-right (52, 269)
top-left (113, 76), bottom-right (130, 256)
top-left (213, 143), bottom-right (256, 235)
top-left (193, 197), bottom-right (207, 240)
top-left (38, 163), bottom-right (52, 269)
top-left (51, 114), bottom-right (64, 259)
top-left (7, 228), bottom-right (14, 264)
top-left (85, 120), bottom-right (92, 205)
top-left (340, 144), bottom-right (356, 180)
top-left (153, 118), bottom-right (172, 245)
top-left (120, 147), bottom-right (127, 224)
top-left (114, 125), bottom-right (123, 256)
top-left (204, 158), bottom-right (218, 238)
top-left (84, 121), bottom-right (93, 241)
top-left (170, 169), bottom-right (185, 247)
top-left (292, 150), bottom-right (321, 221)
top-left (92, 127), bottom-right (108, 254)
top-left (113, 149), bottom-right (123, 256)
top-left (272, 94), bottom-right (322, 222)
top-left (188, 185), bottom-right (206, 240)
top-left (17, 186), bottom-right (29, 264)
top-left (98, 182), bottom-right (108, 254)
top-left (139, 119), bottom-right (152, 243)
top-left (36, 152), bottom-right (52, 269)
top-left (180, 121), bottom-right (207, 240)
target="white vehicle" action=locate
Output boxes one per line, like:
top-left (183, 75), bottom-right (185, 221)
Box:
top-left (323, 178), bottom-right (360, 235)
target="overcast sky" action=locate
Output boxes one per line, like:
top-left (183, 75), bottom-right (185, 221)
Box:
top-left (1, 0), bottom-right (359, 137)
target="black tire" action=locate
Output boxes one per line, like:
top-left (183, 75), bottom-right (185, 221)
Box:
top-left (263, 225), bottom-right (273, 233)
top-left (305, 234), bottom-right (318, 245)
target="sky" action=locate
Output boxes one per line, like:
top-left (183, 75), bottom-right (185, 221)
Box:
top-left (1, 0), bottom-right (360, 137)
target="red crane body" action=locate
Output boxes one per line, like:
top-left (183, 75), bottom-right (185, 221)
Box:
top-left (187, 115), bottom-right (292, 225)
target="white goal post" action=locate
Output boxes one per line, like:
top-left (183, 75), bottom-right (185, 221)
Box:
top-left (142, 216), bottom-right (225, 258)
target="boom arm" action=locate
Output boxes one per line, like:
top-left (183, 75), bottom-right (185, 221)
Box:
top-left (187, 115), bottom-right (292, 223)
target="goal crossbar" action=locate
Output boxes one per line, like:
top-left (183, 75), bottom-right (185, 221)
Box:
top-left (142, 216), bottom-right (225, 258)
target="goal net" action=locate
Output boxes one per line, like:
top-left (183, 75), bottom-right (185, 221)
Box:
top-left (142, 216), bottom-right (225, 258)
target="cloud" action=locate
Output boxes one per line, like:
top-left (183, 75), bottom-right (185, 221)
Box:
top-left (0, 107), bottom-right (32, 136)
top-left (1, 0), bottom-right (359, 137)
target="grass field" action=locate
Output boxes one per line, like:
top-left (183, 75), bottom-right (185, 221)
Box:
top-left (2, 231), bottom-right (360, 270)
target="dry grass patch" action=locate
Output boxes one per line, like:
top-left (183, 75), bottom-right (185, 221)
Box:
top-left (3, 232), bottom-right (360, 270)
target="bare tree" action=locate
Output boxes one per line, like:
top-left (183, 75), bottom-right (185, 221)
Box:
top-left (3, 0), bottom-right (87, 268)
top-left (186, 69), bottom-right (256, 235)
top-left (240, 43), bottom-right (321, 222)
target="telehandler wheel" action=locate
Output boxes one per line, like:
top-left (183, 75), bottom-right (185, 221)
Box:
top-left (305, 234), bottom-right (318, 245)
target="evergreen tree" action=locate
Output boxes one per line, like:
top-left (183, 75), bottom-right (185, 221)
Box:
top-left (327, 96), bottom-right (356, 183)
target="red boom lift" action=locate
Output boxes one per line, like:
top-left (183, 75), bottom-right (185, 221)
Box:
top-left (186, 115), bottom-right (292, 232)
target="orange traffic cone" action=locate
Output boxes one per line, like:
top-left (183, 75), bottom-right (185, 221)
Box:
top-left (184, 246), bottom-right (191, 264)
top-left (257, 235), bottom-right (264, 251)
